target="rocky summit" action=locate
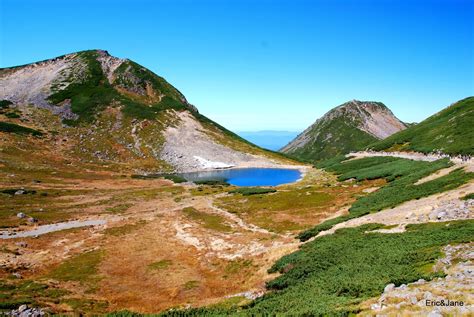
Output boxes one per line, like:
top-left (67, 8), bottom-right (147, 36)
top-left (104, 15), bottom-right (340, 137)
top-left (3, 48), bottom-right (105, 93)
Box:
top-left (280, 100), bottom-right (407, 161)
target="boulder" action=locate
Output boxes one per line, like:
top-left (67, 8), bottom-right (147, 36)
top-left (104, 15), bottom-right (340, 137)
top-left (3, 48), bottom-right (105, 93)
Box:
top-left (18, 305), bottom-right (28, 312)
top-left (384, 283), bottom-right (395, 293)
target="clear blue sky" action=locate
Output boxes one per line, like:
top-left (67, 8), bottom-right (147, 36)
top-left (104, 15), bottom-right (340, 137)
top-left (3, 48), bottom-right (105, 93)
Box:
top-left (1, 0), bottom-right (473, 131)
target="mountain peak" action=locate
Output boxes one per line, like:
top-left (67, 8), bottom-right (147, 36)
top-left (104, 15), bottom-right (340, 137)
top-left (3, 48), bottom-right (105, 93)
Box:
top-left (280, 100), bottom-right (406, 161)
top-left (0, 49), bottom-right (192, 123)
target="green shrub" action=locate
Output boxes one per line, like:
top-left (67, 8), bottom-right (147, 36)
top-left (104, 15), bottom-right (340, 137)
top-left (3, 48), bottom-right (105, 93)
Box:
top-left (461, 193), bottom-right (474, 200)
top-left (131, 173), bottom-right (187, 183)
top-left (246, 221), bottom-right (474, 315)
top-left (0, 100), bottom-right (13, 109)
top-left (5, 112), bottom-right (20, 118)
top-left (1, 188), bottom-right (37, 195)
top-left (228, 187), bottom-right (277, 196)
top-left (0, 121), bottom-right (42, 136)
top-left (194, 180), bottom-right (230, 186)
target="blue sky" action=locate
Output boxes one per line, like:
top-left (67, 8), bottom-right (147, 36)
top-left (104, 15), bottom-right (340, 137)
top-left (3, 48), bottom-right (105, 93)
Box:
top-left (1, 0), bottom-right (473, 131)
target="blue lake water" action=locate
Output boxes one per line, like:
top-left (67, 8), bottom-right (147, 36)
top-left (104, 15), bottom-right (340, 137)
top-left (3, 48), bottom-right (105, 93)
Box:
top-left (181, 168), bottom-right (302, 186)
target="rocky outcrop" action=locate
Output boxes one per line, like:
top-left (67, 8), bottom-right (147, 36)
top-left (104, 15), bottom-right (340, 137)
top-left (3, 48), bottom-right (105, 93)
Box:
top-left (365, 243), bottom-right (473, 316)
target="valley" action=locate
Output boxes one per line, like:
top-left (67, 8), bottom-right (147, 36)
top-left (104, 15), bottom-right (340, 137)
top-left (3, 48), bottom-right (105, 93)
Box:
top-left (0, 50), bottom-right (472, 316)
top-left (0, 160), bottom-right (382, 314)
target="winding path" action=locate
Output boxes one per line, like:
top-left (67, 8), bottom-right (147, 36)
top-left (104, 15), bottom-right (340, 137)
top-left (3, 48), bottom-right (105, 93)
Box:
top-left (347, 151), bottom-right (474, 172)
top-left (0, 219), bottom-right (107, 239)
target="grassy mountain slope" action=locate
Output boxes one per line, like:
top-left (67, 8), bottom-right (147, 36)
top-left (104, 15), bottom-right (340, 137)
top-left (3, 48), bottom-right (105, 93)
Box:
top-left (281, 100), bottom-right (406, 162)
top-left (284, 115), bottom-right (379, 161)
top-left (0, 50), bottom-right (295, 173)
top-left (370, 96), bottom-right (474, 155)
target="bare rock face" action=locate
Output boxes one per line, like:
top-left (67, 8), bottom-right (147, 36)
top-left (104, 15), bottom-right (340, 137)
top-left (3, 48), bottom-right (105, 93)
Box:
top-left (344, 100), bottom-right (407, 139)
top-left (0, 53), bottom-right (78, 119)
top-left (281, 100), bottom-right (407, 161)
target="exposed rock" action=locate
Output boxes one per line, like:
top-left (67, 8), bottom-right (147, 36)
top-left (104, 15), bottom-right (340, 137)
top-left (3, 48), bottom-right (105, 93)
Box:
top-left (366, 243), bottom-right (474, 316)
top-left (7, 305), bottom-right (45, 317)
top-left (384, 283), bottom-right (395, 293)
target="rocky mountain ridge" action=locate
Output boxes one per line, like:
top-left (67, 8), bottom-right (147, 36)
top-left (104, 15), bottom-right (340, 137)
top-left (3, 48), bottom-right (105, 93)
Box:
top-left (0, 50), bottom-right (293, 172)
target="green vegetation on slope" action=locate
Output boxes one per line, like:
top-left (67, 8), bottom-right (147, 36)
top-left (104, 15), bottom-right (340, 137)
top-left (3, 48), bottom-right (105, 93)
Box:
top-left (370, 96), bottom-right (474, 155)
top-left (49, 249), bottom-right (104, 286)
top-left (48, 50), bottom-right (191, 124)
top-left (131, 173), bottom-right (187, 183)
top-left (48, 51), bottom-right (118, 123)
top-left (298, 157), bottom-right (473, 241)
top-left (0, 280), bottom-right (70, 310)
top-left (228, 187), bottom-right (277, 196)
top-left (113, 60), bottom-right (186, 104)
top-left (182, 207), bottom-right (232, 232)
top-left (249, 221), bottom-right (474, 315)
top-left (0, 121), bottom-right (43, 136)
top-left (107, 221), bottom-right (474, 316)
top-left (288, 116), bottom-right (378, 162)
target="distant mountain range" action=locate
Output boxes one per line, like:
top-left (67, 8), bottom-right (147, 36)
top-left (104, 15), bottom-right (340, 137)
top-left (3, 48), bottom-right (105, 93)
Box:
top-left (237, 131), bottom-right (300, 151)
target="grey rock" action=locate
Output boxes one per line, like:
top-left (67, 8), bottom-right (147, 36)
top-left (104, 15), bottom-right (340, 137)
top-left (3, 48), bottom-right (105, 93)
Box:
top-left (384, 283), bottom-right (395, 293)
top-left (427, 310), bottom-right (442, 317)
top-left (18, 305), bottom-right (28, 312)
top-left (17, 212), bottom-right (26, 219)
top-left (423, 291), bottom-right (434, 300)
top-left (12, 272), bottom-right (22, 279)
top-left (437, 211), bottom-right (447, 219)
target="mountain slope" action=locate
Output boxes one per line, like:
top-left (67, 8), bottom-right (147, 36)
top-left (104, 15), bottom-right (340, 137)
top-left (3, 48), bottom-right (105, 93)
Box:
top-left (0, 50), bottom-right (295, 173)
top-left (369, 96), bottom-right (474, 155)
top-left (281, 100), bottom-right (406, 161)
